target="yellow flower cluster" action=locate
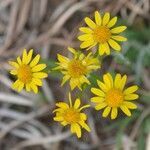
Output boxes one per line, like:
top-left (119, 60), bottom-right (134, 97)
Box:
top-left (9, 11), bottom-right (139, 138)
top-left (54, 93), bottom-right (90, 138)
top-left (54, 47), bottom-right (100, 90)
top-left (9, 49), bottom-right (47, 93)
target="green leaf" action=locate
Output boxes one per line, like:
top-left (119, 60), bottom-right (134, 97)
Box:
top-left (137, 126), bottom-right (145, 150)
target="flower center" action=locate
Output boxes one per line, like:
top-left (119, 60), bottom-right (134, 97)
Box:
top-left (93, 26), bottom-right (111, 43)
top-left (68, 60), bottom-right (86, 78)
top-left (63, 108), bottom-right (80, 124)
top-left (17, 65), bottom-right (32, 83)
top-left (106, 89), bottom-right (124, 107)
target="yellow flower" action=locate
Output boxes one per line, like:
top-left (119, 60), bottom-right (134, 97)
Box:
top-left (91, 73), bottom-right (139, 119)
top-left (53, 93), bottom-right (90, 138)
top-left (78, 11), bottom-right (127, 55)
top-left (9, 49), bottom-right (48, 93)
top-left (55, 47), bottom-right (100, 90)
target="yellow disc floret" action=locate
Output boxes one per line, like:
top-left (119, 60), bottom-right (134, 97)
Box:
top-left (53, 93), bottom-right (90, 138)
top-left (78, 11), bottom-right (127, 55)
top-left (68, 60), bottom-right (87, 78)
top-left (9, 49), bottom-right (48, 93)
top-left (64, 108), bottom-right (80, 124)
top-left (93, 26), bottom-right (111, 43)
top-left (54, 47), bottom-right (100, 90)
top-left (106, 89), bottom-right (123, 107)
top-left (91, 73), bottom-right (139, 119)
top-left (17, 65), bottom-right (32, 83)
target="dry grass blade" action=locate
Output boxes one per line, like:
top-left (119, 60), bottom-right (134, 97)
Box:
top-left (3, 0), bottom-right (20, 50)
top-left (146, 133), bottom-right (150, 150)
top-left (12, 131), bottom-right (71, 150)
top-left (0, 105), bottom-right (49, 140)
top-left (0, 92), bottom-right (33, 106)
top-left (15, 0), bottom-right (31, 36)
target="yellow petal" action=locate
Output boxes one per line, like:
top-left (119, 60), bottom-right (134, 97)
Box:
top-left (111, 35), bottom-right (127, 42)
top-left (61, 75), bottom-right (70, 86)
top-left (79, 27), bottom-right (93, 33)
top-left (32, 78), bottom-right (42, 86)
top-left (22, 49), bottom-right (28, 64)
top-left (30, 84), bottom-right (38, 93)
top-left (79, 53), bottom-right (85, 60)
top-left (74, 98), bottom-right (81, 109)
top-left (107, 17), bottom-right (117, 28)
top-left (79, 76), bottom-right (90, 85)
top-left (68, 47), bottom-right (77, 54)
top-left (106, 73), bottom-right (113, 87)
top-left (91, 97), bottom-right (104, 103)
top-left (71, 124), bottom-right (75, 133)
top-left (80, 113), bottom-right (87, 120)
top-left (54, 116), bottom-right (64, 121)
top-left (25, 83), bottom-right (31, 91)
top-left (61, 121), bottom-right (68, 126)
top-left (120, 105), bottom-right (131, 116)
top-left (103, 74), bottom-right (113, 89)
top-left (102, 106), bottom-right (111, 117)
top-left (74, 123), bottom-right (81, 138)
top-left (32, 64), bottom-right (46, 72)
top-left (105, 43), bottom-right (110, 55)
top-left (111, 26), bottom-right (127, 34)
top-left (124, 94), bottom-right (139, 100)
top-left (97, 80), bottom-right (108, 92)
top-left (9, 61), bottom-right (19, 68)
top-left (98, 44), bottom-right (105, 56)
top-left (102, 12), bottom-right (110, 26)
top-left (123, 85), bottom-right (138, 95)
top-left (57, 54), bottom-right (69, 63)
top-left (123, 101), bottom-right (137, 109)
top-left (56, 102), bottom-right (69, 109)
top-left (68, 92), bottom-right (72, 107)
top-left (108, 39), bottom-right (121, 51)
top-left (80, 40), bottom-right (95, 49)
top-left (70, 78), bottom-right (79, 90)
top-left (119, 75), bottom-right (127, 90)
top-left (78, 34), bottom-right (93, 41)
top-left (95, 11), bottom-right (101, 25)
top-left (84, 17), bottom-right (96, 29)
top-left (95, 102), bottom-right (107, 110)
top-left (111, 107), bottom-right (118, 119)
top-left (79, 104), bottom-right (90, 111)
top-left (33, 72), bottom-right (48, 79)
top-left (12, 80), bottom-right (20, 89)
top-left (10, 70), bottom-right (17, 75)
top-left (17, 57), bottom-right (22, 65)
top-left (79, 121), bottom-right (91, 132)
top-left (30, 54), bottom-right (40, 67)
top-left (17, 82), bottom-right (24, 92)
top-left (99, 43), bottom-right (110, 56)
top-left (91, 88), bottom-right (105, 97)
top-left (26, 49), bottom-right (33, 64)
top-left (86, 42), bottom-right (97, 50)
top-left (114, 74), bottom-right (121, 89)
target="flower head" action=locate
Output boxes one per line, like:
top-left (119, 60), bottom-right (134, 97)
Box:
top-left (53, 93), bottom-right (90, 138)
top-left (78, 11), bottom-right (127, 55)
top-left (54, 47), bottom-right (100, 90)
top-left (91, 73), bottom-right (139, 119)
top-left (9, 49), bottom-right (48, 93)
